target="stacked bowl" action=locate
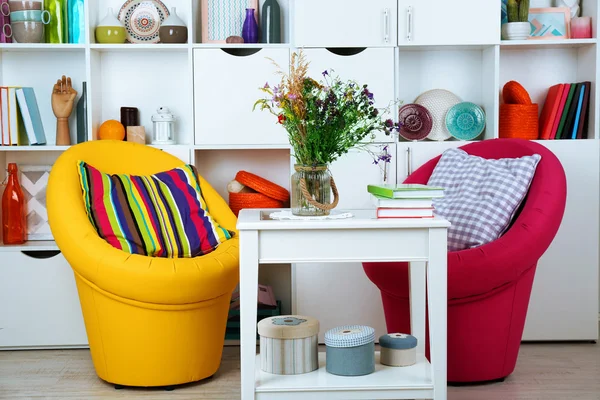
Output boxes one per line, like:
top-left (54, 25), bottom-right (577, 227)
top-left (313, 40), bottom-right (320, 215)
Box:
top-left (8, 0), bottom-right (49, 43)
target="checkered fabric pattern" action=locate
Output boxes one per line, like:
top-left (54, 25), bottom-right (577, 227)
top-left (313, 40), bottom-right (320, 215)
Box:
top-left (428, 148), bottom-right (541, 252)
top-left (325, 325), bottom-right (376, 348)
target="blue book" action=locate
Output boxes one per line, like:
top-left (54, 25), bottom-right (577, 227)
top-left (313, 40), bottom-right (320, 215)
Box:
top-left (15, 87), bottom-right (46, 145)
top-left (571, 85), bottom-right (585, 139)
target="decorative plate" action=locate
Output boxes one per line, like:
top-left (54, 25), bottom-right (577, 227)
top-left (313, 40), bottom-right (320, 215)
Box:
top-left (118, 0), bottom-right (169, 44)
top-left (397, 104), bottom-right (433, 141)
top-left (445, 102), bottom-right (486, 141)
top-left (414, 89), bottom-right (462, 141)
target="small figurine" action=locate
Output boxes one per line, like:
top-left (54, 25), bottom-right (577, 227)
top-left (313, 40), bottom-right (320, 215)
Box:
top-left (52, 75), bottom-right (77, 146)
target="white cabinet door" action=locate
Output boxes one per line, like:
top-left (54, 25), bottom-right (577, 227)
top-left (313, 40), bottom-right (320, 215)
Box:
top-left (0, 251), bottom-right (88, 348)
top-left (397, 0), bottom-right (499, 46)
top-left (522, 141), bottom-right (599, 341)
top-left (194, 48), bottom-right (289, 146)
top-left (153, 145), bottom-right (191, 163)
top-left (304, 48), bottom-right (397, 143)
top-left (293, 145), bottom-right (396, 343)
top-left (294, 0), bottom-right (397, 47)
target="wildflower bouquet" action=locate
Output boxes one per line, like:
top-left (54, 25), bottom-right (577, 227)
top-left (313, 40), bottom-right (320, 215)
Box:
top-left (254, 51), bottom-right (399, 167)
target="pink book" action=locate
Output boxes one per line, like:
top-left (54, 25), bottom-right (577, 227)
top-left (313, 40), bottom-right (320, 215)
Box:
top-left (550, 84), bottom-right (570, 140)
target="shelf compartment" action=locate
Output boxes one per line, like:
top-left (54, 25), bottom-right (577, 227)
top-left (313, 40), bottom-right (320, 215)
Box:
top-left (0, 240), bottom-right (59, 252)
top-left (255, 352), bottom-right (433, 400)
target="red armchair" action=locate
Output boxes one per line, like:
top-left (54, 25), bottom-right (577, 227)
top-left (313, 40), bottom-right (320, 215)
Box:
top-left (363, 138), bottom-right (567, 383)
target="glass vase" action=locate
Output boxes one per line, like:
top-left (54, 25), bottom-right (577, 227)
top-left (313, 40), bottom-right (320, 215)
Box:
top-left (291, 164), bottom-right (338, 216)
top-left (2, 163), bottom-right (27, 245)
top-left (67, 0), bottom-right (84, 44)
top-left (261, 0), bottom-right (281, 43)
top-left (242, 8), bottom-right (258, 44)
top-left (44, 0), bottom-right (68, 44)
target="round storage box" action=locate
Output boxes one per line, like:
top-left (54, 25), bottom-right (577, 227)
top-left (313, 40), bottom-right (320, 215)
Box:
top-left (379, 333), bottom-right (417, 367)
top-left (325, 325), bottom-right (375, 376)
top-left (257, 315), bottom-right (319, 375)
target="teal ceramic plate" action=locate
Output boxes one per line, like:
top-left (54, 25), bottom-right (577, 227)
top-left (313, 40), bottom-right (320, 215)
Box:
top-left (445, 102), bottom-right (486, 140)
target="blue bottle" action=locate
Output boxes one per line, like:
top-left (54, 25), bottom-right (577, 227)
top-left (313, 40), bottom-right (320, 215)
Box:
top-left (68, 0), bottom-right (85, 44)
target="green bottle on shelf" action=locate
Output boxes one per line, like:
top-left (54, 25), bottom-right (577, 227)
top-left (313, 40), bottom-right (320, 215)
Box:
top-left (44, 0), bottom-right (69, 44)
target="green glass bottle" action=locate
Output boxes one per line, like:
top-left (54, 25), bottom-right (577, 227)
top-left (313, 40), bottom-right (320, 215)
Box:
top-left (44, 0), bottom-right (68, 43)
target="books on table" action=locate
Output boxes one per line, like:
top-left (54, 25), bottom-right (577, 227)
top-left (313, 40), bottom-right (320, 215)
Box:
top-left (368, 184), bottom-right (444, 219)
top-left (367, 183), bottom-right (444, 199)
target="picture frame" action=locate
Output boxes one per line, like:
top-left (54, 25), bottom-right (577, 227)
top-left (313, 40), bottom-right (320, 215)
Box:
top-left (528, 7), bottom-right (571, 39)
top-left (201, 0), bottom-right (259, 43)
top-left (19, 165), bottom-right (53, 241)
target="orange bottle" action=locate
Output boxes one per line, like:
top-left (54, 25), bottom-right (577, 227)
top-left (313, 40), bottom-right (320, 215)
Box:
top-left (2, 163), bottom-right (27, 245)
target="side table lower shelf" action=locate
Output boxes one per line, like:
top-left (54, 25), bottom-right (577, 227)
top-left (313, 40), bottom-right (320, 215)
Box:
top-left (255, 351), bottom-right (434, 400)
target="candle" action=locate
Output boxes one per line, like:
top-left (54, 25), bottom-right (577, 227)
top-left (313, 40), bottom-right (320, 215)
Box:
top-left (571, 17), bottom-right (592, 39)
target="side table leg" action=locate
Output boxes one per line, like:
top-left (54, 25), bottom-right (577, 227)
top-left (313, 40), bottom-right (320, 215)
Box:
top-left (409, 262), bottom-right (427, 358)
top-left (240, 230), bottom-right (260, 400)
top-left (427, 228), bottom-right (448, 400)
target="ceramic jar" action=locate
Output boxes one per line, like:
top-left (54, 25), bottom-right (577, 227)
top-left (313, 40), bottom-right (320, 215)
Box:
top-left (95, 7), bottom-right (126, 44)
top-left (151, 107), bottom-right (176, 144)
top-left (379, 333), bottom-right (417, 367)
top-left (158, 6), bottom-right (187, 44)
top-left (257, 315), bottom-right (319, 375)
top-left (325, 325), bottom-right (375, 376)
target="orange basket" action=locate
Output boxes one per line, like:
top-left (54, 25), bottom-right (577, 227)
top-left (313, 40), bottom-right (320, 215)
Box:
top-left (228, 192), bottom-right (284, 217)
top-left (503, 81), bottom-right (533, 105)
top-left (235, 171), bottom-right (290, 202)
top-left (499, 104), bottom-right (539, 140)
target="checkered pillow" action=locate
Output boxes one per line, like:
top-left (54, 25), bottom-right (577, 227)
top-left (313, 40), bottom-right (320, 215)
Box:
top-left (428, 148), bottom-right (541, 252)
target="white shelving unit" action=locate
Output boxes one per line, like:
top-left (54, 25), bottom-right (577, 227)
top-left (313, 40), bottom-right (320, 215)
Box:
top-left (0, 0), bottom-right (598, 354)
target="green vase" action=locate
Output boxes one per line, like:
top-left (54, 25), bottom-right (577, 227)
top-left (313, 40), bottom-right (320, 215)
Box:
top-left (44, 0), bottom-right (68, 43)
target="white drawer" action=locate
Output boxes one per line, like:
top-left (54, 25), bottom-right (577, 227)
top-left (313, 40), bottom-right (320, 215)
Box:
top-left (194, 48), bottom-right (290, 146)
top-left (0, 250), bottom-right (87, 348)
top-left (303, 48), bottom-right (397, 143)
top-left (293, 0), bottom-right (398, 47)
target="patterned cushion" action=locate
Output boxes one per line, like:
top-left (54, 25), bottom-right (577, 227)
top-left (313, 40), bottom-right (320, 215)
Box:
top-left (428, 148), bottom-right (541, 252)
top-left (77, 161), bottom-right (233, 258)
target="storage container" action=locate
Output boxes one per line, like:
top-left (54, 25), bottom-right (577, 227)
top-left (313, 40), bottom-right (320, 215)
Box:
top-left (258, 315), bottom-right (319, 375)
top-left (325, 325), bottom-right (375, 376)
top-left (379, 333), bottom-right (417, 367)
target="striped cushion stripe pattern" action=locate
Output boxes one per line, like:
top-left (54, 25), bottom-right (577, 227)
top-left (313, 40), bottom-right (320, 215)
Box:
top-left (78, 161), bottom-right (232, 258)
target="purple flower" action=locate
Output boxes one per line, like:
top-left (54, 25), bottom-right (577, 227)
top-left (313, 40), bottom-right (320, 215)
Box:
top-left (384, 119), bottom-right (394, 128)
top-left (264, 82), bottom-right (270, 89)
top-left (322, 70), bottom-right (329, 77)
top-left (288, 93), bottom-right (298, 100)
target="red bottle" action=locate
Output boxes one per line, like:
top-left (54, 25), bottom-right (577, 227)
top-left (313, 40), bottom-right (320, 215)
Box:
top-left (2, 163), bottom-right (27, 245)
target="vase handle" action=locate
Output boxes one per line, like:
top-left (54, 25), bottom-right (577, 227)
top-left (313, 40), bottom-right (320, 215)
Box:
top-left (299, 177), bottom-right (339, 211)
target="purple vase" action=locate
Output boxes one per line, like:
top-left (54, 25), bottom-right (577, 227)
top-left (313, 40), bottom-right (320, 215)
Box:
top-left (242, 8), bottom-right (258, 43)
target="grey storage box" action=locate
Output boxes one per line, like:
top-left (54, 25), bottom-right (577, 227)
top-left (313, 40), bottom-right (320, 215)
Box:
top-left (379, 333), bottom-right (418, 367)
top-left (325, 325), bottom-right (375, 376)
top-left (258, 315), bottom-right (319, 375)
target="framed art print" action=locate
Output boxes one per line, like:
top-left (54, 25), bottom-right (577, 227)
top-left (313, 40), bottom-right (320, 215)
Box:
top-left (19, 165), bottom-right (53, 241)
top-left (201, 0), bottom-right (259, 43)
top-left (529, 7), bottom-right (571, 39)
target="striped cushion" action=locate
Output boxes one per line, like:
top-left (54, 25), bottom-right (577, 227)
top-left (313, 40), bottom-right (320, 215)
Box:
top-left (77, 161), bottom-right (233, 258)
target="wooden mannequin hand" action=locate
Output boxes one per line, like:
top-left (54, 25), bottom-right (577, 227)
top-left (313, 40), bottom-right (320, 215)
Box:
top-left (52, 75), bottom-right (77, 146)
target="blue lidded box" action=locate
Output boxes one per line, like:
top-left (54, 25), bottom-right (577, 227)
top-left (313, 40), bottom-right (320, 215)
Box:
top-left (379, 333), bottom-right (418, 367)
top-left (325, 325), bottom-right (375, 376)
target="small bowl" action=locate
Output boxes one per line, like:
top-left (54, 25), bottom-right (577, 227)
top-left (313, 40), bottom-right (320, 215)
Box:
top-left (10, 9), bottom-right (50, 23)
top-left (8, 0), bottom-right (42, 11)
top-left (12, 20), bottom-right (44, 43)
top-left (159, 25), bottom-right (188, 43)
top-left (95, 26), bottom-right (127, 44)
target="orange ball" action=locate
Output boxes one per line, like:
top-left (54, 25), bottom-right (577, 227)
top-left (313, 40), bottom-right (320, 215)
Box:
top-left (98, 119), bottom-right (125, 140)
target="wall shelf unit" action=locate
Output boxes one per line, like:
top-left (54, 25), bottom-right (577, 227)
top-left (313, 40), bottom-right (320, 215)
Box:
top-left (0, 0), bottom-right (598, 350)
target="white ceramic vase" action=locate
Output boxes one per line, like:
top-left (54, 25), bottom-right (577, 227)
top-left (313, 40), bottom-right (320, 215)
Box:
top-left (555, 0), bottom-right (580, 18)
top-left (502, 22), bottom-right (531, 40)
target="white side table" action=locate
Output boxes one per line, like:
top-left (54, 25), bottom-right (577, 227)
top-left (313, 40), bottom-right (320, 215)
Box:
top-left (237, 209), bottom-right (450, 400)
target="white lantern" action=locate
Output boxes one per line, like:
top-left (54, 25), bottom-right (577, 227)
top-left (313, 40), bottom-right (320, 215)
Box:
top-left (151, 107), bottom-right (176, 145)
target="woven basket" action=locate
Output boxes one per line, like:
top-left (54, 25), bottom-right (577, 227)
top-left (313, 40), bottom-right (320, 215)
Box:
top-left (499, 104), bottom-right (539, 140)
top-left (503, 81), bottom-right (532, 105)
top-left (228, 192), bottom-right (284, 217)
top-left (235, 171), bottom-right (290, 202)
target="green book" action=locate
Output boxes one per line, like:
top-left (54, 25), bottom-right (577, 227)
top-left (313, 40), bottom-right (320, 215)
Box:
top-left (367, 183), bottom-right (444, 199)
top-left (555, 83), bottom-right (576, 140)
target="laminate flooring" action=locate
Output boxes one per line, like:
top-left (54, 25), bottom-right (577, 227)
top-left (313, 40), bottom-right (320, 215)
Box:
top-left (1, 342), bottom-right (599, 400)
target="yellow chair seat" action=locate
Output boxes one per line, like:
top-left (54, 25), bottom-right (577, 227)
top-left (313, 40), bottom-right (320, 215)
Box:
top-left (47, 141), bottom-right (239, 387)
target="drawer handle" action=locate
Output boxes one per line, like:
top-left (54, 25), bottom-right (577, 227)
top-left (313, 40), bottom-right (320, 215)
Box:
top-left (406, 146), bottom-right (413, 177)
top-left (407, 6), bottom-right (413, 42)
top-left (326, 48), bottom-right (366, 56)
top-left (220, 48), bottom-right (262, 57)
top-left (383, 8), bottom-right (390, 44)
top-left (21, 250), bottom-right (61, 259)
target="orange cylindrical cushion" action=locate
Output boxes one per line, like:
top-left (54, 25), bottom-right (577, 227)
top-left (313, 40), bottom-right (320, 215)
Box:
top-left (228, 192), bottom-right (284, 217)
top-left (235, 170), bottom-right (290, 202)
top-left (499, 104), bottom-right (539, 140)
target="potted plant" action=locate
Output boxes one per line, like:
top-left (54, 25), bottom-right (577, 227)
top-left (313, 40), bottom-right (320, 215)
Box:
top-left (255, 51), bottom-right (399, 216)
top-left (503, 0), bottom-right (531, 40)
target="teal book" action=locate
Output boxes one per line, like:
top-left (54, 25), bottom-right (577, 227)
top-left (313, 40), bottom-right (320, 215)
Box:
top-left (16, 87), bottom-right (46, 145)
top-left (367, 183), bottom-right (444, 199)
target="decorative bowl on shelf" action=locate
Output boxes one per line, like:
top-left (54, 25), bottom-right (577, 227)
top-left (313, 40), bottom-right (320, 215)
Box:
top-left (414, 89), bottom-right (461, 141)
top-left (118, 0), bottom-right (169, 44)
top-left (397, 104), bottom-right (432, 141)
top-left (445, 102), bottom-right (486, 141)
top-left (501, 22), bottom-right (531, 40)
top-left (95, 7), bottom-right (127, 44)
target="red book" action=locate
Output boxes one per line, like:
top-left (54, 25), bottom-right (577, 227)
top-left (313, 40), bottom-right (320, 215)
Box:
top-left (550, 84), bottom-right (570, 140)
top-left (539, 83), bottom-right (565, 140)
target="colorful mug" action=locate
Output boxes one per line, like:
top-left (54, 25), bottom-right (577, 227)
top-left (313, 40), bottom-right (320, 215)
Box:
top-left (10, 9), bottom-right (50, 23)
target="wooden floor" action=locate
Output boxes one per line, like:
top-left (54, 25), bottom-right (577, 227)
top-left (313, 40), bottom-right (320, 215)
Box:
top-left (1, 343), bottom-right (599, 400)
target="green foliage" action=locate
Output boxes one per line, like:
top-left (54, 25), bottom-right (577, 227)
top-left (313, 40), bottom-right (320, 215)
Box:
top-left (508, 0), bottom-right (529, 23)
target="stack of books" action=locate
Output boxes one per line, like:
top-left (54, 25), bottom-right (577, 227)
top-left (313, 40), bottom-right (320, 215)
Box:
top-left (0, 86), bottom-right (46, 146)
top-left (367, 183), bottom-right (444, 219)
top-left (539, 81), bottom-right (591, 140)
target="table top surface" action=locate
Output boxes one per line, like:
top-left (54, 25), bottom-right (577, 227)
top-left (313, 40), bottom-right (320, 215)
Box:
top-left (236, 209), bottom-right (451, 231)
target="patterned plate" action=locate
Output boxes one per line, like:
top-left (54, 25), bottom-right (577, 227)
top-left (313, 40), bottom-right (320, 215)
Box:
top-left (118, 0), bottom-right (169, 44)
top-left (445, 102), bottom-right (486, 141)
top-left (397, 104), bottom-right (433, 141)
top-left (414, 89), bottom-right (462, 141)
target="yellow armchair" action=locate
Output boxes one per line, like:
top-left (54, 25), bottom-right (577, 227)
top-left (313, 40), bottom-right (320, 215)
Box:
top-left (47, 141), bottom-right (239, 388)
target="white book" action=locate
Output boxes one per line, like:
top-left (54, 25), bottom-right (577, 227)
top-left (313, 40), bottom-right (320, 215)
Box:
top-left (371, 194), bottom-right (433, 209)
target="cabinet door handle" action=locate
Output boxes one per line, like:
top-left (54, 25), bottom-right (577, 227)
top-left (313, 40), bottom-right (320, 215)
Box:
top-left (406, 146), bottom-right (413, 177)
top-left (406, 6), bottom-right (413, 42)
top-left (383, 8), bottom-right (390, 44)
